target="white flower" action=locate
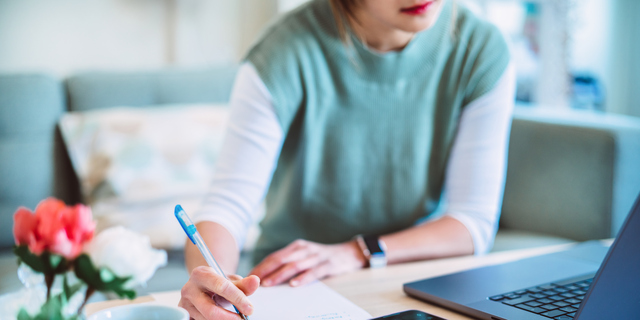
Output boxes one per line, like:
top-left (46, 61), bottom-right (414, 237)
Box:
top-left (84, 226), bottom-right (167, 288)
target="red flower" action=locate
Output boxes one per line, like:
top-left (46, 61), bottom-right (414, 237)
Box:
top-left (13, 198), bottom-right (96, 259)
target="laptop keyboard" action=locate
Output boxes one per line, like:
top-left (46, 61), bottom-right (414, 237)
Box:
top-left (488, 274), bottom-right (594, 319)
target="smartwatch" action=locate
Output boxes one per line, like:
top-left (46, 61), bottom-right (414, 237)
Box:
top-left (356, 235), bottom-right (387, 268)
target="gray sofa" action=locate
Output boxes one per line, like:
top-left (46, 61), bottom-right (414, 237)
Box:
top-left (1, 68), bottom-right (640, 295)
top-left (495, 107), bottom-right (640, 251)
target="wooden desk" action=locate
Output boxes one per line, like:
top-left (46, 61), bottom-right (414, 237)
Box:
top-left (86, 243), bottom-right (577, 319)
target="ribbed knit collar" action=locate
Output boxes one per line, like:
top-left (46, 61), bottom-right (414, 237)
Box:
top-left (315, 0), bottom-right (454, 83)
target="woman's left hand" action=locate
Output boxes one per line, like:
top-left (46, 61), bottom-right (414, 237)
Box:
top-left (249, 239), bottom-right (367, 287)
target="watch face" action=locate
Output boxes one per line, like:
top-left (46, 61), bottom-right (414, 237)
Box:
top-left (369, 255), bottom-right (387, 268)
top-left (364, 236), bottom-right (383, 254)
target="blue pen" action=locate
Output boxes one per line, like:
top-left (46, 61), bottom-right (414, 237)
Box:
top-left (175, 204), bottom-right (250, 320)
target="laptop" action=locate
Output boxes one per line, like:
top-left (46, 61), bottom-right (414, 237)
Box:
top-left (403, 192), bottom-right (640, 320)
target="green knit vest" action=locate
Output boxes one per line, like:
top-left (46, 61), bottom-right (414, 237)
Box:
top-left (246, 0), bottom-right (509, 262)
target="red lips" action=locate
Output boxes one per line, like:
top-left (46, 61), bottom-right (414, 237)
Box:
top-left (400, 1), bottom-right (434, 15)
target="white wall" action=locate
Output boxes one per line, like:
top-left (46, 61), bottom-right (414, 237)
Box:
top-left (608, 0), bottom-right (640, 117)
top-left (278, 0), bottom-right (310, 13)
top-left (536, 0), bottom-right (571, 108)
top-left (568, 0), bottom-right (613, 112)
top-left (1, 0), bottom-right (637, 117)
top-left (173, 0), bottom-right (241, 66)
top-left (569, 0), bottom-right (611, 86)
top-left (0, 0), bottom-right (282, 77)
top-left (0, 0), bottom-right (167, 76)
top-left (544, 0), bottom-right (614, 110)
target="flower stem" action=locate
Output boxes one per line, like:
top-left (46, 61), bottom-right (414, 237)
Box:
top-left (45, 273), bottom-right (54, 300)
top-left (78, 286), bottom-right (95, 315)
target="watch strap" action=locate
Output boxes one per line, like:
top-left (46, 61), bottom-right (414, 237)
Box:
top-left (355, 235), bottom-right (387, 268)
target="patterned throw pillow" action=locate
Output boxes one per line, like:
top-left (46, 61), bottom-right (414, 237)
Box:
top-left (59, 104), bottom-right (230, 249)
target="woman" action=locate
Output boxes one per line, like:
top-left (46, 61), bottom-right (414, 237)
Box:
top-left (179, 0), bottom-right (515, 319)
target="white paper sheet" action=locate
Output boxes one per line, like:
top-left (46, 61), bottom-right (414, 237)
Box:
top-left (151, 281), bottom-right (371, 320)
top-left (248, 281), bottom-right (371, 320)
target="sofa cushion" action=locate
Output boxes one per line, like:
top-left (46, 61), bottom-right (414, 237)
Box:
top-left (65, 66), bottom-right (237, 112)
top-left (501, 107), bottom-right (640, 241)
top-left (58, 104), bottom-right (238, 249)
top-left (0, 74), bottom-right (65, 249)
top-left (492, 229), bottom-right (574, 252)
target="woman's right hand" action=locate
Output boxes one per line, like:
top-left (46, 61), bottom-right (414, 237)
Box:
top-left (179, 266), bottom-right (260, 320)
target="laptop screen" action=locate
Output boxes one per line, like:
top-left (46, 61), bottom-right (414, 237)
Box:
top-left (576, 194), bottom-right (640, 319)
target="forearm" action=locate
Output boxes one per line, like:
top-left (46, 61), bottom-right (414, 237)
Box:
top-left (185, 221), bottom-right (241, 275)
top-left (186, 63), bottom-right (282, 275)
top-left (380, 216), bottom-right (474, 264)
top-left (389, 62), bottom-right (515, 260)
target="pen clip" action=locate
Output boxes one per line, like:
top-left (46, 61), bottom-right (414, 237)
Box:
top-left (175, 204), bottom-right (197, 244)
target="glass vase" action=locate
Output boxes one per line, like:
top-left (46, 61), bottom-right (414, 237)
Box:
top-left (0, 263), bottom-right (87, 320)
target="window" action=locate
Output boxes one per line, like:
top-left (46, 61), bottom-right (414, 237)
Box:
top-left (464, 0), bottom-right (611, 112)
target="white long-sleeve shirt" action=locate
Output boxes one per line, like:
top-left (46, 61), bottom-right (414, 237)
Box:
top-left (193, 61), bottom-right (516, 255)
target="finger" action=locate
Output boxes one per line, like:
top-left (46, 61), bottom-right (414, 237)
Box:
top-left (191, 290), bottom-right (248, 320)
top-left (191, 267), bottom-right (254, 315)
top-left (225, 275), bottom-right (260, 296)
top-left (289, 262), bottom-right (332, 287)
top-left (181, 280), bottom-right (234, 320)
top-left (261, 253), bottom-right (323, 287)
top-left (178, 298), bottom-right (206, 320)
top-left (180, 280), bottom-right (210, 320)
top-left (250, 240), bottom-right (315, 280)
top-left (232, 275), bottom-right (261, 296)
top-left (227, 274), bottom-right (243, 281)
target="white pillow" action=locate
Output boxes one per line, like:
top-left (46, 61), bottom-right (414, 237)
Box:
top-left (59, 104), bottom-right (230, 249)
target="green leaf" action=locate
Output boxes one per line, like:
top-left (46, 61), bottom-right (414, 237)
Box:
top-left (48, 253), bottom-right (71, 275)
top-left (12, 246), bottom-right (71, 276)
top-left (73, 254), bottom-right (136, 299)
top-left (99, 268), bottom-right (115, 283)
top-left (62, 274), bottom-right (71, 303)
top-left (73, 254), bottom-right (104, 289)
top-left (33, 295), bottom-right (64, 320)
top-left (50, 254), bottom-right (62, 269)
top-left (13, 246), bottom-right (45, 273)
top-left (119, 289), bottom-right (137, 300)
top-left (17, 308), bottom-right (33, 320)
top-left (63, 274), bottom-right (84, 302)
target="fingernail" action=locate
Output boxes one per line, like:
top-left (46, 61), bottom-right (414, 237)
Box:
top-left (262, 280), bottom-right (271, 286)
top-left (244, 303), bottom-right (254, 315)
top-left (290, 280), bottom-right (299, 287)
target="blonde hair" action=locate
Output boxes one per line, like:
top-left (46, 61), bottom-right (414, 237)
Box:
top-left (329, 0), bottom-right (359, 47)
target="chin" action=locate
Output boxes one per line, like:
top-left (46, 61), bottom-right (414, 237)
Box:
top-left (395, 18), bottom-right (438, 33)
